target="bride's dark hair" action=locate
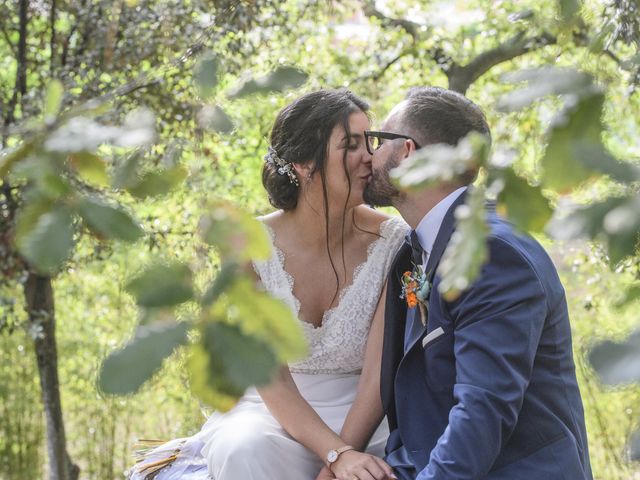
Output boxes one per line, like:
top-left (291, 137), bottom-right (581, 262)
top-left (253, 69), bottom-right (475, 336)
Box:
top-left (262, 89), bottom-right (369, 210)
top-left (262, 89), bottom-right (371, 303)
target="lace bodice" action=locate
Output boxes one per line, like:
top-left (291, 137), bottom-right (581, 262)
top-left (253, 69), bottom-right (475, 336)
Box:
top-left (252, 216), bottom-right (409, 374)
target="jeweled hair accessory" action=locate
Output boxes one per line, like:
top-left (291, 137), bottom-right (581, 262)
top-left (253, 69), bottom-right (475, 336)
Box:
top-left (264, 146), bottom-right (299, 186)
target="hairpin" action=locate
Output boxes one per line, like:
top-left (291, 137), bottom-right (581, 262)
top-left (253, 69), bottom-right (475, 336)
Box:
top-left (264, 146), bottom-right (299, 186)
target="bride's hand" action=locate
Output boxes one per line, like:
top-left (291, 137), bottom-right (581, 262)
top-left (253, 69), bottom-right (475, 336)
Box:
top-left (329, 450), bottom-right (397, 480)
top-left (315, 465), bottom-right (337, 480)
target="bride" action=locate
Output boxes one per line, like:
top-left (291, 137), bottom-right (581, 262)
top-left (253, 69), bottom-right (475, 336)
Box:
top-left (129, 89), bottom-right (407, 480)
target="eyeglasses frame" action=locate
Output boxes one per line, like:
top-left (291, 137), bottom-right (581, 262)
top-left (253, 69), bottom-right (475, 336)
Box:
top-left (364, 130), bottom-right (422, 155)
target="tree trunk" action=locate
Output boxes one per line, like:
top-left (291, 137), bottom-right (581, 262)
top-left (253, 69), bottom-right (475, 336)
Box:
top-left (23, 273), bottom-right (79, 480)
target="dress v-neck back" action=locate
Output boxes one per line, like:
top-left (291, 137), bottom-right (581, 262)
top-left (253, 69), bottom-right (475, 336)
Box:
top-left (253, 215), bottom-right (408, 374)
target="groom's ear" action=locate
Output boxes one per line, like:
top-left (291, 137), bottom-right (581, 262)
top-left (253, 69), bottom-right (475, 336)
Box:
top-left (403, 139), bottom-right (418, 158)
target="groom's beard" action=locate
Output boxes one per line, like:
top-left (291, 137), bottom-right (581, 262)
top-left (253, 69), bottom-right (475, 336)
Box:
top-left (363, 155), bottom-right (401, 207)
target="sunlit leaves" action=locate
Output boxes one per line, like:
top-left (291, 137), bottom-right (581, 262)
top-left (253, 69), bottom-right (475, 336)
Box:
top-left (228, 67), bottom-right (308, 98)
top-left (44, 80), bottom-right (64, 123)
top-left (99, 321), bottom-right (190, 395)
top-left (126, 262), bottom-right (194, 307)
top-left (437, 186), bottom-right (489, 301)
top-left (497, 67), bottom-right (594, 112)
top-left (199, 202), bottom-right (271, 262)
top-left (614, 283), bottom-right (640, 309)
top-left (16, 205), bottom-right (74, 274)
top-left (495, 170), bottom-right (553, 233)
top-left (77, 196), bottom-right (143, 242)
top-left (558, 0), bottom-right (581, 25)
top-left (589, 330), bottom-right (640, 385)
top-left (391, 132), bottom-right (489, 191)
top-left (194, 55), bottom-right (219, 100)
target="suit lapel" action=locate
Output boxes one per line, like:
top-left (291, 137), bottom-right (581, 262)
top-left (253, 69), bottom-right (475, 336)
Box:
top-left (380, 241), bottom-right (412, 419)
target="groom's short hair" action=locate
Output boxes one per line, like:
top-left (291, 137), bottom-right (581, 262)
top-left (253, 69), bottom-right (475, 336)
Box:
top-left (400, 86), bottom-right (491, 149)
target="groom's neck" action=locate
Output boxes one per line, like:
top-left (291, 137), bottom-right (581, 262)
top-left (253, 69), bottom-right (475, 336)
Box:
top-left (394, 184), bottom-right (462, 229)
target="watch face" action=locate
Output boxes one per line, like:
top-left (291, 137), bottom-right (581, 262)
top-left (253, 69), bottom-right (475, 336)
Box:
top-left (327, 450), bottom-right (338, 463)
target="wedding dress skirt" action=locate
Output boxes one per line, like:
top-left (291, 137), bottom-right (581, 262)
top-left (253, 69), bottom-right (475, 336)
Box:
top-left (130, 372), bottom-right (388, 480)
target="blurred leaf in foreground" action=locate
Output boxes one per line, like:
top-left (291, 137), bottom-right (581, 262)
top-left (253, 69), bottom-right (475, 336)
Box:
top-left (589, 329), bottom-right (640, 385)
top-left (497, 67), bottom-right (593, 112)
top-left (126, 165), bottom-right (187, 199)
top-left (199, 202), bottom-right (271, 262)
top-left (99, 321), bottom-right (189, 395)
top-left (228, 67), bottom-right (308, 98)
top-left (126, 262), bottom-right (194, 307)
top-left (197, 105), bottom-right (234, 134)
top-left (496, 169), bottom-right (553, 233)
top-left (194, 54), bottom-right (219, 100)
top-left (16, 204), bottom-right (74, 275)
top-left (391, 132), bottom-right (490, 191)
top-left (437, 185), bottom-right (489, 301)
top-left (77, 196), bottom-right (143, 242)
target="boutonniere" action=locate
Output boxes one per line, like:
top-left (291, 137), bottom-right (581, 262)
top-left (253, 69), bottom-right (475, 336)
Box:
top-left (400, 265), bottom-right (432, 326)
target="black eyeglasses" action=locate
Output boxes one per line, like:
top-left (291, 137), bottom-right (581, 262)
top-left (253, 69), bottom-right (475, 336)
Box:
top-left (364, 130), bottom-right (421, 155)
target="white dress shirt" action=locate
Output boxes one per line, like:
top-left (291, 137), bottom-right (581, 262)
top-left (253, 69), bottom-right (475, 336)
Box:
top-left (413, 186), bottom-right (467, 265)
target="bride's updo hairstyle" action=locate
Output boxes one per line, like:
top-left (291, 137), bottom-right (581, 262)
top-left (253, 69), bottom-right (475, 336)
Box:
top-left (262, 89), bottom-right (369, 210)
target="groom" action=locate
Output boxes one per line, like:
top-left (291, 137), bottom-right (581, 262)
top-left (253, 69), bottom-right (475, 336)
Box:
top-left (363, 87), bottom-right (592, 479)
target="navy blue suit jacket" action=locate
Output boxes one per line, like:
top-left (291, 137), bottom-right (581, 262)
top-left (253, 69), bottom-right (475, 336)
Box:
top-left (380, 193), bottom-right (592, 479)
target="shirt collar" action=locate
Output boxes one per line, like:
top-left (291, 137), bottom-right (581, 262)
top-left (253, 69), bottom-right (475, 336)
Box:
top-left (414, 186), bottom-right (467, 255)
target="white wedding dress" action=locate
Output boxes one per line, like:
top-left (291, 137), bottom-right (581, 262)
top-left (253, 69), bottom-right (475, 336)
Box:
top-left (129, 216), bottom-right (408, 480)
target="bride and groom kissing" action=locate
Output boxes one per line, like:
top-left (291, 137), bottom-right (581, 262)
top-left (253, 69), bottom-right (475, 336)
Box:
top-left (130, 87), bottom-right (592, 480)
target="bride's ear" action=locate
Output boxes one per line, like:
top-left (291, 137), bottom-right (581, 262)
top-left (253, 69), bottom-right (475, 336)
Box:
top-left (292, 163), bottom-right (312, 184)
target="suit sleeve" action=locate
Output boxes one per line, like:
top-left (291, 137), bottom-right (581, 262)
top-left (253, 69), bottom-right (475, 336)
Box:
top-left (417, 236), bottom-right (547, 480)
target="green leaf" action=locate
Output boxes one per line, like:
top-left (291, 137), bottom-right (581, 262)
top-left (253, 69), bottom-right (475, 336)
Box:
top-left (547, 195), bottom-right (640, 265)
top-left (0, 140), bottom-right (39, 178)
top-left (112, 150), bottom-right (143, 189)
top-left (227, 67), bottom-right (308, 98)
top-left (99, 321), bottom-right (190, 395)
top-left (126, 262), bottom-right (194, 307)
top-left (205, 322), bottom-right (278, 389)
top-left (558, 0), bottom-right (581, 24)
top-left (588, 330), bottom-right (640, 385)
top-left (198, 201), bottom-right (271, 262)
top-left (201, 262), bottom-right (239, 306)
top-left (187, 343), bottom-right (239, 412)
top-left (497, 68), bottom-right (593, 112)
top-left (391, 132), bottom-right (489, 191)
top-left (496, 170), bottom-right (553, 232)
top-left (438, 185), bottom-right (489, 301)
top-left (126, 165), bottom-right (187, 198)
top-left (571, 143), bottom-right (640, 184)
top-left (77, 196), bottom-right (144, 242)
top-left (220, 276), bottom-right (307, 364)
top-left (194, 54), bottom-right (219, 100)
top-left (44, 79), bottom-right (64, 122)
top-left (16, 204), bottom-right (74, 274)
top-left (614, 283), bottom-right (640, 310)
top-left (197, 105), bottom-right (234, 134)
top-left (541, 92), bottom-right (605, 192)
top-left (69, 152), bottom-right (109, 186)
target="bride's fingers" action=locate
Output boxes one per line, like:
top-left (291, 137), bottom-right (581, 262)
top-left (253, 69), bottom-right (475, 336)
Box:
top-left (372, 457), bottom-right (397, 479)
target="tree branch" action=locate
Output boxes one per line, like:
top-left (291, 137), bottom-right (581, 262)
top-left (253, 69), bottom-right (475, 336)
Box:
top-left (447, 31), bottom-right (557, 94)
top-left (0, 21), bottom-right (16, 57)
top-left (2, 0), bottom-right (28, 146)
top-left (354, 50), bottom-right (412, 83)
top-left (361, 0), bottom-right (420, 39)
top-left (50, 0), bottom-right (56, 73)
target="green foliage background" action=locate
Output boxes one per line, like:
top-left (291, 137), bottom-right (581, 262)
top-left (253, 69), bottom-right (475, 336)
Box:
top-left (1, 0), bottom-right (640, 478)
